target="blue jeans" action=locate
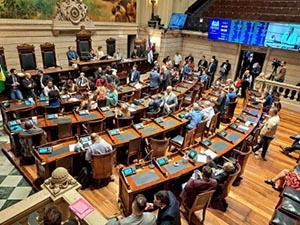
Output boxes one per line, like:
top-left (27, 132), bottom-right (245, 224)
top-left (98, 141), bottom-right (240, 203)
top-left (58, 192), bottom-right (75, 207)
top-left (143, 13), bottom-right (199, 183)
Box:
top-left (10, 88), bottom-right (23, 100)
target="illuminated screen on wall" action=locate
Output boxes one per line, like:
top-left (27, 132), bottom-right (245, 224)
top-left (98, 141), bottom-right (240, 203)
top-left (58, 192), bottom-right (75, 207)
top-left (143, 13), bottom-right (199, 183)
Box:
top-left (208, 18), bottom-right (300, 51)
top-left (168, 13), bottom-right (188, 29)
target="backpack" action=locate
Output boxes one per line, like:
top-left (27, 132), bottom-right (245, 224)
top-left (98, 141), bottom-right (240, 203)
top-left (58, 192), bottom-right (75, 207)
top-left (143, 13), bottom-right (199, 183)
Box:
top-left (77, 167), bottom-right (90, 189)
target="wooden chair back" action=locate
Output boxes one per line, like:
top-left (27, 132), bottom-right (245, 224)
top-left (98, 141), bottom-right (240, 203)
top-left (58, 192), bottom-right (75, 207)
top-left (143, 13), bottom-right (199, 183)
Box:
top-left (175, 96), bottom-right (183, 112)
top-left (91, 149), bottom-right (116, 180)
top-left (106, 37), bottom-right (116, 57)
top-left (57, 122), bottom-right (73, 139)
top-left (248, 126), bottom-right (262, 151)
top-left (218, 163), bottom-right (241, 200)
top-left (76, 26), bottom-right (92, 60)
top-left (19, 132), bottom-right (47, 158)
top-left (220, 101), bottom-right (237, 123)
top-left (149, 86), bottom-right (159, 96)
top-left (231, 145), bottom-right (252, 178)
top-left (56, 155), bottom-right (73, 175)
top-left (182, 128), bottom-right (196, 149)
top-left (16, 108), bottom-right (35, 119)
top-left (121, 92), bottom-right (134, 103)
top-left (40, 42), bottom-right (57, 68)
top-left (116, 116), bottom-right (133, 128)
top-left (17, 43), bottom-right (37, 71)
top-left (183, 190), bottom-right (215, 224)
top-left (85, 118), bottom-right (106, 133)
top-left (126, 137), bottom-right (142, 165)
top-left (150, 138), bottom-right (170, 158)
top-left (206, 112), bottom-right (220, 137)
top-left (194, 120), bottom-right (207, 142)
top-left (146, 107), bottom-right (161, 119)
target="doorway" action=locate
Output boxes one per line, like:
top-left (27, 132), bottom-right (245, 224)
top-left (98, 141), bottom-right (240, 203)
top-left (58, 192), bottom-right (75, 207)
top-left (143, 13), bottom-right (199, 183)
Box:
top-left (127, 35), bottom-right (136, 58)
top-left (235, 50), bottom-right (266, 80)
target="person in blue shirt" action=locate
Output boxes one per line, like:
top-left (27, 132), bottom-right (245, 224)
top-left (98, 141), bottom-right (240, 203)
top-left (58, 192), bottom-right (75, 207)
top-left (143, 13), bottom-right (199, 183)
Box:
top-left (259, 91), bottom-right (273, 112)
top-left (149, 67), bottom-right (161, 90)
top-left (148, 96), bottom-right (163, 113)
top-left (224, 87), bottom-right (236, 108)
top-left (48, 90), bottom-right (61, 107)
top-left (183, 62), bottom-right (190, 80)
top-left (129, 65), bottom-right (140, 83)
top-left (67, 46), bottom-right (79, 66)
top-left (185, 103), bottom-right (203, 129)
top-left (198, 70), bottom-right (208, 83)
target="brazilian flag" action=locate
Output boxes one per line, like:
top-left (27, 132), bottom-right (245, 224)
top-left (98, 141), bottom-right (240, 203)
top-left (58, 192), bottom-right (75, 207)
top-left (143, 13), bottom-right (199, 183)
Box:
top-left (0, 65), bottom-right (7, 93)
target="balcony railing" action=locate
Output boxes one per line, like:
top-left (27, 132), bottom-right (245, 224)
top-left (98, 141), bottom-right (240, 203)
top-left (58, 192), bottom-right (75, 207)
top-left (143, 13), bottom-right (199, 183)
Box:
top-left (0, 167), bottom-right (108, 225)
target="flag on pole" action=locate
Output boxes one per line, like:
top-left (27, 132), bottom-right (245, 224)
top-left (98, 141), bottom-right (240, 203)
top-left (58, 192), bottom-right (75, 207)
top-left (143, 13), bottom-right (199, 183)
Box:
top-left (0, 65), bottom-right (7, 93)
top-left (147, 34), bottom-right (153, 64)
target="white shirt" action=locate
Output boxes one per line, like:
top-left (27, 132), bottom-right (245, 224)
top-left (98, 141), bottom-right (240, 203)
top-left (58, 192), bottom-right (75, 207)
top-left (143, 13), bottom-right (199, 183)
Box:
top-left (173, 54), bottom-right (182, 65)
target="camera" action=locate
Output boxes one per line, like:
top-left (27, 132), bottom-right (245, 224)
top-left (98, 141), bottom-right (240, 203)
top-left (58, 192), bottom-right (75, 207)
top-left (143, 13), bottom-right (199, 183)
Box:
top-left (272, 58), bottom-right (281, 69)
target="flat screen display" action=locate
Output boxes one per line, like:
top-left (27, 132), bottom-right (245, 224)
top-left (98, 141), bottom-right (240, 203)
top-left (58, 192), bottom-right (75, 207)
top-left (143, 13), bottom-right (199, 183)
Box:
top-left (168, 13), bottom-right (188, 29)
top-left (208, 18), bottom-right (300, 51)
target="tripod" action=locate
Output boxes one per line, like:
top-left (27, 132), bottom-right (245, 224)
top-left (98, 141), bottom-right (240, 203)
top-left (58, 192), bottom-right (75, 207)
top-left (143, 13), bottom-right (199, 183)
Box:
top-left (268, 67), bottom-right (278, 81)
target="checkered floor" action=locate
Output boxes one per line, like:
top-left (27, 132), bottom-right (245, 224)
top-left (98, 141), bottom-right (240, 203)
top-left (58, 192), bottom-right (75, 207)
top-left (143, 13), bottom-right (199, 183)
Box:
top-left (0, 145), bottom-right (35, 211)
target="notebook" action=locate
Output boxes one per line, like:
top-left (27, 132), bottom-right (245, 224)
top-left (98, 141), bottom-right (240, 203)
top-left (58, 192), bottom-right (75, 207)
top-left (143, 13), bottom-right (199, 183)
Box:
top-left (69, 198), bottom-right (94, 219)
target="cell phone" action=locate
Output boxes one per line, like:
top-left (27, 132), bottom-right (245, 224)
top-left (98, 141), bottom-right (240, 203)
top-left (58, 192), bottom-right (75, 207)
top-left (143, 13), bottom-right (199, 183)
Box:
top-left (194, 170), bottom-right (200, 179)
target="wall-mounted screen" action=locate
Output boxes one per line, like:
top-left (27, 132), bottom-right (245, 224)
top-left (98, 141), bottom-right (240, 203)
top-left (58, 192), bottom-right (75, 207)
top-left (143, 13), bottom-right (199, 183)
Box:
top-left (208, 18), bottom-right (300, 51)
top-left (168, 13), bottom-right (188, 29)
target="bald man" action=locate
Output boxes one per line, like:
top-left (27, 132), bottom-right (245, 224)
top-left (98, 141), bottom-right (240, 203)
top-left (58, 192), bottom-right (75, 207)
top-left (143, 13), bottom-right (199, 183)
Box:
top-left (162, 86), bottom-right (178, 114)
top-left (85, 133), bottom-right (113, 162)
top-left (19, 121), bottom-right (46, 137)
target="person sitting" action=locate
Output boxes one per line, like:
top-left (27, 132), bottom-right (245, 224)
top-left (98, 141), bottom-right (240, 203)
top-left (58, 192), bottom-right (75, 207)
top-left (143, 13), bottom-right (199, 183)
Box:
top-left (44, 206), bottom-right (78, 225)
top-left (198, 69), bottom-right (208, 84)
top-left (146, 190), bottom-right (181, 225)
top-left (106, 194), bottom-right (156, 225)
top-left (95, 86), bottom-right (107, 101)
top-left (116, 103), bottom-right (131, 118)
top-left (258, 91), bottom-right (273, 112)
top-left (106, 82), bottom-right (118, 106)
top-left (202, 100), bottom-right (215, 128)
top-left (107, 71), bottom-right (120, 86)
top-left (76, 72), bottom-right (89, 89)
top-left (148, 96), bottom-right (163, 113)
top-left (63, 79), bottom-right (79, 95)
top-left (87, 76), bottom-right (97, 91)
top-left (96, 46), bottom-right (105, 60)
top-left (78, 93), bottom-right (91, 111)
top-left (96, 75), bottom-right (109, 88)
top-left (113, 48), bottom-right (123, 60)
top-left (94, 67), bottom-right (104, 79)
top-left (43, 81), bottom-right (59, 97)
top-left (66, 46), bottom-right (79, 66)
top-left (149, 67), bottom-right (161, 90)
top-left (6, 68), bottom-right (23, 100)
top-left (280, 132), bottom-right (300, 155)
top-left (87, 48), bottom-right (96, 61)
top-left (21, 72), bottom-right (37, 98)
top-left (129, 65), bottom-right (140, 83)
top-left (171, 67), bottom-right (180, 85)
top-left (38, 70), bottom-right (53, 90)
top-left (185, 103), bottom-right (203, 130)
top-left (130, 48), bottom-right (139, 59)
top-left (265, 160), bottom-right (300, 191)
top-left (48, 90), bottom-right (61, 107)
top-left (162, 86), bottom-right (178, 114)
top-left (180, 166), bottom-right (217, 209)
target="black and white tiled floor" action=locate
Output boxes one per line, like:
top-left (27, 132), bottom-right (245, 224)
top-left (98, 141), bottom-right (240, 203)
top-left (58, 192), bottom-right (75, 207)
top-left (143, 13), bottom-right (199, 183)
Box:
top-left (0, 140), bottom-right (35, 211)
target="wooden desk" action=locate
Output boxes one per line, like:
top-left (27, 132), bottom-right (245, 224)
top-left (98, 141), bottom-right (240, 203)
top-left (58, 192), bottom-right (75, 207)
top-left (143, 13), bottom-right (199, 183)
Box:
top-left (108, 126), bottom-right (141, 147)
top-left (133, 121), bottom-right (165, 139)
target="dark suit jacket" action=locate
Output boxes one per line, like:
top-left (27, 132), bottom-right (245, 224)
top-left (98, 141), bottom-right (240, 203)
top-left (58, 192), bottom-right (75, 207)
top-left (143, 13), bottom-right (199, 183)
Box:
top-left (129, 70), bottom-right (140, 82)
top-left (21, 78), bottom-right (37, 98)
top-left (157, 191), bottom-right (181, 225)
top-left (214, 93), bottom-right (227, 114)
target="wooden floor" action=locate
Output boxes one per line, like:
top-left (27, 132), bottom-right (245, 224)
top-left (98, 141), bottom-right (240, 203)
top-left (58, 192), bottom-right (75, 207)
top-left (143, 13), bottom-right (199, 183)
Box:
top-left (3, 97), bottom-right (300, 225)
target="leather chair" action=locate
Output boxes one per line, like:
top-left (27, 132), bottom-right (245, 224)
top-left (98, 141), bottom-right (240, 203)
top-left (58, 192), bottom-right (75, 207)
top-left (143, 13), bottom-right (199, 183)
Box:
top-left (116, 116), bottom-right (133, 128)
top-left (206, 112), bottom-right (220, 137)
top-left (148, 138), bottom-right (170, 158)
top-left (91, 149), bottom-right (116, 187)
top-left (180, 190), bottom-right (215, 224)
top-left (19, 131), bottom-right (47, 162)
top-left (269, 209), bottom-right (299, 225)
top-left (40, 42), bottom-right (57, 69)
top-left (0, 46), bottom-right (7, 71)
top-left (149, 86), bottom-right (159, 96)
top-left (124, 137), bottom-right (142, 165)
top-left (82, 118), bottom-right (106, 134)
top-left (220, 101), bottom-right (237, 123)
top-left (193, 120), bottom-right (208, 143)
top-left (277, 196), bottom-right (300, 219)
top-left (169, 128), bottom-right (195, 151)
top-left (183, 87), bottom-right (199, 106)
top-left (247, 126), bottom-right (263, 151)
top-left (17, 43), bottom-right (37, 71)
top-left (146, 107), bottom-right (161, 119)
top-left (57, 122), bottom-right (73, 139)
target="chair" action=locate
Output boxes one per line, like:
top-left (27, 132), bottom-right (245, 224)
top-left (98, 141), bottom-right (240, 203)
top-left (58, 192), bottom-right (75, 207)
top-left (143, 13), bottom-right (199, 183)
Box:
top-left (44, 105), bottom-right (61, 114)
top-left (134, 38), bottom-right (146, 57)
top-left (57, 122), bottom-right (73, 139)
top-left (0, 46), bottom-right (7, 71)
top-left (91, 149), bottom-right (116, 186)
top-left (175, 96), bottom-right (183, 112)
top-left (56, 155), bottom-right (73, 175)
top-left (116, 116), bottom-right (133, 128)
top-left (206, 112), bottom-right (220, 137)
top-left (183, 87), bottom-right (199, 106)
top-left (106, 37), bottom-right (116, 57)
top-left (125, 137), bottom-right (142, 165)
top-left (19, 131), bottom-right (47, 161)
top-left (40, 42), bottom-right (57, 68)
top-left (146, 107), bottom-right (161, 119)
top-left (17, 43), bottom-right (37, 71)
top-left (180, 190), bottom-right (215, 224)
top-left (149, 86), bottom-right (160, 96)
top-left (193, 120), bottom-right (207, 143)
top-left (169, 128), bottom-right (196, 151)
top-left (82, 118), bottom-right (105, 134)
top-left (148, 138), bottom-right (170, 158)
top-left (121, 92), bottom-right (134, 103)
top-left (220, 101), bottom-right (237, 123)
top-left (269, 209), bottom-right (299, 225)
top-left (76, 26), bottom-right (92, 60)
top-left (247, 126), bottom-right (262, 151)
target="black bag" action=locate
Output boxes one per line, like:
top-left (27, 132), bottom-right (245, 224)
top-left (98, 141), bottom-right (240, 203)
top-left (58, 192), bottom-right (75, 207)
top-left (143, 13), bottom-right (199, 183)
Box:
top-left (77, 167), bottom-right (90, 189)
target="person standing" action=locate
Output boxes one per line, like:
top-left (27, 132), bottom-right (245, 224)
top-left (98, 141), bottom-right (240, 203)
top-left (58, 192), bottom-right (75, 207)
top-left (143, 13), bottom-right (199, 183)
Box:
top-left (275, 61), bottom-right (287, 83)
top-left (173, 51), bottom-right (182, 69)
top-left (149, 67), bottom-right (161, 90)
top-left (129, 65), bottom-right (140, 82)
top-left (207, 58), bottom-right (216, 87)
top-left (21, 72), bottom-right (37, 98)
top-left (161, 66), bottom-right (171, 90)
top-left (253, 107), bottom-right (280, 160)
top-left (162, 86), bottom-right (178, 114)
top-left (6, 68), bottom-right (23, 100)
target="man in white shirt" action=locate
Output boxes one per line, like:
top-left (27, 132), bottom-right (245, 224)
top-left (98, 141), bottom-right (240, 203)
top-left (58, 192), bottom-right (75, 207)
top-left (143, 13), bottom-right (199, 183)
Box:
top-left (173, 51), bottom-right (182, 69)
top-left (113, 48), bottom-right (123, 60)
top-left (202, 101), bottom-right (215, 128)
top-left (85, 133), bottom-right (113, 162)
top-left (43, 80), bottom-right (59, 97)
top-left (162, 86), bottom-right (178, 114)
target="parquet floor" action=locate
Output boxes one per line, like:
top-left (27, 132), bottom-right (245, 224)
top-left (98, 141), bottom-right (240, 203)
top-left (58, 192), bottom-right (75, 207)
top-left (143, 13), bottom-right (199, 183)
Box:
top-left (4, 97), bottom-right (300, 224)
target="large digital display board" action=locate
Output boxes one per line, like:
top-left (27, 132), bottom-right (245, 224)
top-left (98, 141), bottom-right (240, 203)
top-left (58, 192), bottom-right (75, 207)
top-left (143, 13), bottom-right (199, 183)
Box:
top-left (208, 18), bottom-right (300, 51)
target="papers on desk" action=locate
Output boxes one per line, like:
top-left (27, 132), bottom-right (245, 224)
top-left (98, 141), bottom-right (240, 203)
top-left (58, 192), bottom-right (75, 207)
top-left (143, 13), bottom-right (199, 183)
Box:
top-left (197, 153), bottom-right (207, 163)
top-left (68, 98), bottom-right (79, 102)
top-left (69, 198), bottom-right (94, 219)
top-left (79, 110), bottom-right (89, 116)
top-left (100, 106), bottom-right (109, 112)
top-left (238, 124), bottom-right (250, 132)
top-left (61, 94), bottom-right (70, 99)
top-left (204, 149), bottom-right (218, 159)
top-left (69, 144), bottom-right (77, 152)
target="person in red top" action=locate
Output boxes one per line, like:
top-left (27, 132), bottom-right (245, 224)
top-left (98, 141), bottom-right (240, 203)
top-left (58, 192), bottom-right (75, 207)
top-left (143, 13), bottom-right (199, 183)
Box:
top-left (180, 166), bottom-right (217, 208)
top-left (96, 75), bottom-right (108, 88)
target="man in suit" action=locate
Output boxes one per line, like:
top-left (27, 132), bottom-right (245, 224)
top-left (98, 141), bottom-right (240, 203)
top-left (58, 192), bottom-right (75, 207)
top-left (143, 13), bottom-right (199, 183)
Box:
top-left (66, 46), bottom-right (79, 66)
top-left (213, 88), bottom-right (227, 115)
top-left (161, 65), bottom-right (171, 90)
top-left (149, 67), bottom-right (161, 90)
top-left (21, 72), bottom-right (37, 98)
top-left (130, 48), bottom-right (139, 59)
top-left (162, 86), bottom-right (178, 114)
top-left (207, 58), bottom-right (216, 87)
top-left (220, 60), bottom-right (231, 77)
top-left (198, 55), bottom-right (208, 71)
top-left (113, 48), bottom-right (123, 60)
top-left (107, 71), bottom-right (120, 86)
top-left (129, 65), bottom-right (140, 82)
top-left (6, 68), bottom-right (23, 100)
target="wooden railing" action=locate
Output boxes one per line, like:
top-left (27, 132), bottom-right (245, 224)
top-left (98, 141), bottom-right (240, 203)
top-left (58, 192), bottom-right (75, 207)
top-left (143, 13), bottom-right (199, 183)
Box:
top-left (254, 76), bottom-right (300, 111)
top-left (0, 168), bottom-right (107, 225)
